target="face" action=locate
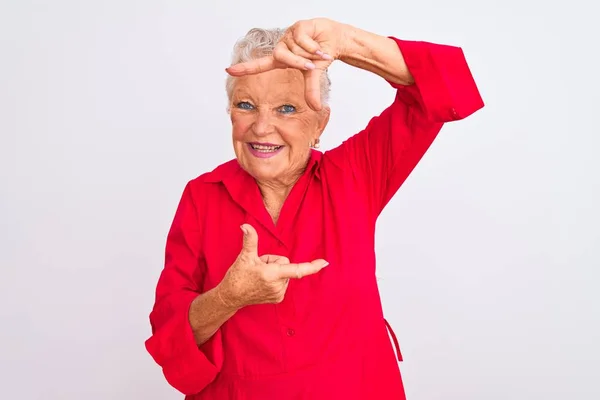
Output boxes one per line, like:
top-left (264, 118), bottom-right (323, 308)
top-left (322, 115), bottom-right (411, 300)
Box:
top-left (229, 68), bottom-right (330, 186)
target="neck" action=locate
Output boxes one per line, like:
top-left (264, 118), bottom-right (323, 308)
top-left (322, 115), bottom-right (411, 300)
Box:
top-left (256, 168), bottom-right (304, 224)
top-left (256, 174), bottom-right (299, 203)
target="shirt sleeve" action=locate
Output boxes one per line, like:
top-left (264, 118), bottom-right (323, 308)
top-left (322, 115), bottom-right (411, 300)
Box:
top-left (144, 182), bottom-right (223, 395)
top-left (325, 38), bottom-right (484, 217)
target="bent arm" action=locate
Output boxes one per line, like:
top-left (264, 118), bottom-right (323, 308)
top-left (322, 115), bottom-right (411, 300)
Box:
top-left (145, 183), bottom-right (235, 395)
top-left (188, 285), bottom-right (237, 345)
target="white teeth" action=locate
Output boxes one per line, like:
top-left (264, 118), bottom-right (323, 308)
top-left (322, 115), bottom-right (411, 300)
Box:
top-left (250, 144), bottom-right (282, 152)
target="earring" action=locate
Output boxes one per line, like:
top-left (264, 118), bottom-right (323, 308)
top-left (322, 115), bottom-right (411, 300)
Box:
top-left (312, 138), bottom-right (320, 149)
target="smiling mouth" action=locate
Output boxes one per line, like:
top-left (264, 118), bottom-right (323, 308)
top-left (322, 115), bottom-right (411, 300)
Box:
top-left (248, 143), bottom-right (284, 153)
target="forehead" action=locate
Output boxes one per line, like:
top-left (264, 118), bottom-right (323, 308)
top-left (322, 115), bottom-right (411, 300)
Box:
top-left (232, 69), bottom-right (305, 102)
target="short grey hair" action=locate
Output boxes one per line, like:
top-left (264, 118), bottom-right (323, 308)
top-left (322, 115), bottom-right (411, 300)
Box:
top-left (225, 27), bottom-right (331, 106)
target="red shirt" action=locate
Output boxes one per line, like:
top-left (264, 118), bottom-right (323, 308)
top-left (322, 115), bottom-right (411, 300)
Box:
top-left (145, 38), bottom-right (484, 399)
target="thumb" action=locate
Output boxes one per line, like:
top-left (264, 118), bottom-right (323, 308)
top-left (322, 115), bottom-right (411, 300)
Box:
top-left (240, 224), bottom-right (259, 256)
top-left (303, 68), bottom-right (324, 111)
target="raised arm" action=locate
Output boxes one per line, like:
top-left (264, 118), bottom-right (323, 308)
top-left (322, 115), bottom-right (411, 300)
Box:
top-left (225, 19), bottom-right (484, 216)
top-left (328, 35), bottom-right (484, 215)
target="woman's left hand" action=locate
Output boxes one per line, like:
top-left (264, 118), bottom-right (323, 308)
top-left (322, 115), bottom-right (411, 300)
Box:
top-left (225, 18), bottom-right (348, 110)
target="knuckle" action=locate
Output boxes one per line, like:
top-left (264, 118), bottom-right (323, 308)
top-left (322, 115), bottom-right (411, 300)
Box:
top-left (292, 27), bottom-right (303, 40)
top-left (240, 255), bottom-right (258, 268)
top-left (259, 270), bottom-right (271, 281)
top-left (282, 32), bottom-right (293, 45)
top-left (289, 43), bottom-right (302, 54)
top-left (272, 46), bottom-right (283, 58)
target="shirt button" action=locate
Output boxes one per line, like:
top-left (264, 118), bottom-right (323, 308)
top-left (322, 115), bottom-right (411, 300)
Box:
top-left (286, 328), bottom-right (295, 337)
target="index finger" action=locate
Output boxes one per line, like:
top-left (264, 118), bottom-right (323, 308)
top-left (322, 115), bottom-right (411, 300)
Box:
top-left (278, 259), bottom-right (329, 279)
top-left (226, 56), bottom-right (277, 76)
top-left (260, 254), bottom-right (291, 265)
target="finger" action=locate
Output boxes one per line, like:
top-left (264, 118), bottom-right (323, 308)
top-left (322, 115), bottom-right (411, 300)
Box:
top-left (273, 41), bottom-right (316, 71)
top-left (285, 40), bottom-right (318, 60)
top-left (278, 259), bottom-right (329, 280)
top-left (240, 224), bottom-right (258, 255)
top-left (292, 31), bottom-right (324, 57)
top-left (282, 32), bottom-right (329, 61)
top-left (226, 56), bottom-right (278, 76)
top-left (303, 69), bottom-right (323, 111)
top-left (260, 254), bottom-right (290, 265)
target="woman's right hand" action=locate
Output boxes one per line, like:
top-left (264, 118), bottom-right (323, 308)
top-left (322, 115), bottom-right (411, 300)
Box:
top-left (217, 224), bottom-right (329, 309)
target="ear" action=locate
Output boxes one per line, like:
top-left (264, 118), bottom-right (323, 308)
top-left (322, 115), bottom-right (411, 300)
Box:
top-left (315, 106), bottom-right (331, 139)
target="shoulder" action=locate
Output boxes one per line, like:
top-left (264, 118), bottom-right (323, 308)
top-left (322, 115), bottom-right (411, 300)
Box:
top-left (185, 158), bottom-right (240, 195)
top-left (190, 158), bottom-right (239, 186)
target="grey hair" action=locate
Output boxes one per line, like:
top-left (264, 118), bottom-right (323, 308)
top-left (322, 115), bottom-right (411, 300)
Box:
top-left (225, 27), bottom-right (331, 107)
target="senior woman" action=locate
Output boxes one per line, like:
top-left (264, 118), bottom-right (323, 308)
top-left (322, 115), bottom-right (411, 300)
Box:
top-left (145, 17), bottom-right (483, 399)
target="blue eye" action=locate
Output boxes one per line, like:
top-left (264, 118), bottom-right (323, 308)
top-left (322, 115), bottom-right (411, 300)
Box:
top-left (236, 101), bottom-right (254, 110)
top-left (279, 104), bottom-right (296, 114)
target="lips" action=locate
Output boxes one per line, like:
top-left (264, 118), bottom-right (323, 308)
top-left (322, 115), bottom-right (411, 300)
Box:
top-left (247, 142), bottom-right (284, 159)
top-left (249, 142), bottom-right (283, 151)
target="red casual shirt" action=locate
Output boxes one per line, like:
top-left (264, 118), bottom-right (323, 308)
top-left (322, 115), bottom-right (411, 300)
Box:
top-left (145, 38), bottom-right (484, 399)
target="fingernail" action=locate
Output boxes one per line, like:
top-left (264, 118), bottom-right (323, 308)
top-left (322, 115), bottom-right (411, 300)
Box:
top-left (305, 62), bottom-right (316, 70)
top-left (322, 261), bottom-right (329, 267)
top-left (321, 53), bottom-right (333, 60)
top-left (240, 225), bottom-right (248, 235)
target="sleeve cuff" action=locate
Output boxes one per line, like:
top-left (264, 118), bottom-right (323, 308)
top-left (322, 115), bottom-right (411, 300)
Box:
top-left (145, 292), bottom-right (222, 395)
top-left (387, 37), bottom-right (485, 122)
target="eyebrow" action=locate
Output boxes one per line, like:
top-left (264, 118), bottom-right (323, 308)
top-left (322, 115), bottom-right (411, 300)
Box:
top-left (232, 95), bottom-right (304, 106)
top-left (231, 92), bottom-right (253, 101)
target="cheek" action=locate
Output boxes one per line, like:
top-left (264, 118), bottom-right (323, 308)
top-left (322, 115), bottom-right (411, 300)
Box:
top-left (282, 133), bottom-right (308, 150)
top-left (231, 116), bottom-right (251, 141)
top-left (279, 119), bottom-right (313, 148)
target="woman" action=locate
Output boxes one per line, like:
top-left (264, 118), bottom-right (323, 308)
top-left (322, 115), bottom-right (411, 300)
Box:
top-left (145, 18), bottom-right (484, 399)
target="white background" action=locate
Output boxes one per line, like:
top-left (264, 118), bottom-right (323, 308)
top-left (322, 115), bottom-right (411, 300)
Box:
top-left (1, 1), bottom-right (599, 399)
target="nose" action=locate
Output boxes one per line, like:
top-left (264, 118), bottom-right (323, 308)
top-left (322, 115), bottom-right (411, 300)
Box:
top-left (252, 109), bottom-right (275, 137)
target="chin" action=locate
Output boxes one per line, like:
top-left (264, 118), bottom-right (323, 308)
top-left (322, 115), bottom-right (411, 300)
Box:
top-left (248, 165), bottom-right (284, 182)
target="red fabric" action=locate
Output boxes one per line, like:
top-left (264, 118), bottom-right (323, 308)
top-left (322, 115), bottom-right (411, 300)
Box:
top-left (385, 318), bottom-right (403, 362)
top-left (145, 38), bottom-right (484, 399)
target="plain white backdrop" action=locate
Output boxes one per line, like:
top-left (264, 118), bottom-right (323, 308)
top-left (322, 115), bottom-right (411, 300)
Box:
top-left (1, 1), bottom-right (598, 399)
